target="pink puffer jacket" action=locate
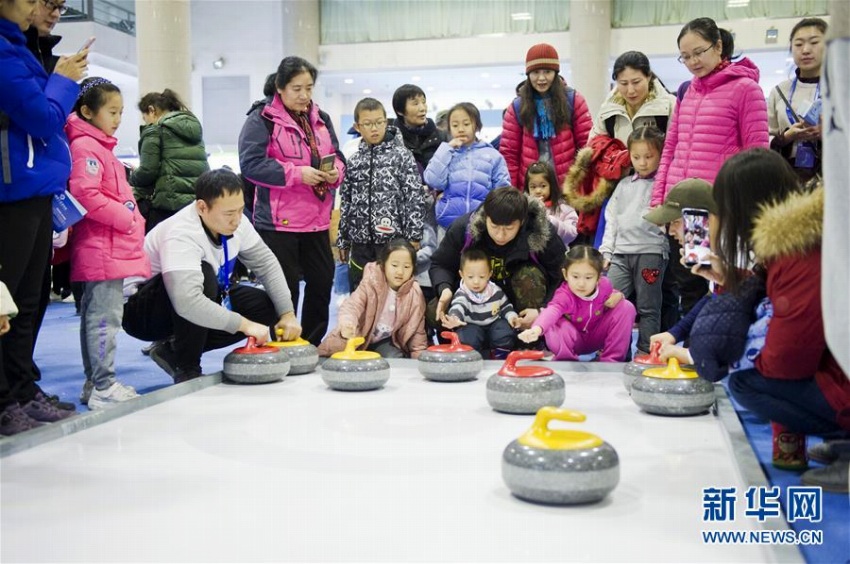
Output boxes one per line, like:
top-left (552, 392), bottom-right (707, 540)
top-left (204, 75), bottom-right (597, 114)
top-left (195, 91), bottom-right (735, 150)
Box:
top-left (499, 86), bottom-right (593, 191)
top-left (65, 114), bottom-right (150, 282)
top-left (651, 58), bottom-right (769, 206)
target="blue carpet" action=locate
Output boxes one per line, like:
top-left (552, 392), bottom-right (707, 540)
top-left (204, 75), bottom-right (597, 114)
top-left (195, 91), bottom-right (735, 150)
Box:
top-left (726, 386), bottom-right (849, 564)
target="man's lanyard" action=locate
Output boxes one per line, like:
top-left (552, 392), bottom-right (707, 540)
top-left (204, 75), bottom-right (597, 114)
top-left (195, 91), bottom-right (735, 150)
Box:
top-left (785, 78), bottom-right (820, 124)
top-left (221, 235), bottom-right (233, 310)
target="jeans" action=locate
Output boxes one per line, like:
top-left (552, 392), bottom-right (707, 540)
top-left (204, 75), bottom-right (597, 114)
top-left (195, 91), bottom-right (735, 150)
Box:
top-left (80, 279), bottom-right (124, 390)
top-left (728, 368), bottom-right (840, 435)
top-left (456, 318), bottom-right (516, 351)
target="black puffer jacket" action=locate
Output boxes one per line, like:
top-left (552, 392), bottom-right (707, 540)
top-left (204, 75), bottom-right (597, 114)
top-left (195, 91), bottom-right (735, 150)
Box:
top-left (393, 117), bottom-right (448, 174)
top-left (337, 126), bottom-right (425, 249)
top-left (689, 274), bottom-right (767, 382)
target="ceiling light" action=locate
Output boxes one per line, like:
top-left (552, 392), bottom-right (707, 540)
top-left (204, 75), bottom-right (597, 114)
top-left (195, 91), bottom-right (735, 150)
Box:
top-left (725, 0), bottom-right (749, 7)
top-left (511, 12), bottom-right (532, 20)
top-left (212, 57), bottom-right (225, 69)
top-left (426, 86), bottom-right (435, 92)
top-left (412, 76), bottom-right (421, 82)
top-left (344, 78), bottom-right (354, 84)
top-left (362, 88), bottom-right (372, 94)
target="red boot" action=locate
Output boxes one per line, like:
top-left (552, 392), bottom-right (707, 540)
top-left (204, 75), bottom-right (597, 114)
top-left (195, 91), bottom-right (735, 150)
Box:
top-left (772, 422), bottom-right (808, 471)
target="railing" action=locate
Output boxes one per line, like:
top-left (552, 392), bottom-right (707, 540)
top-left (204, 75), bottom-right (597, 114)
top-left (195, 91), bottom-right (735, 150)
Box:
top-left (59, 0), bottom-right (136, 36)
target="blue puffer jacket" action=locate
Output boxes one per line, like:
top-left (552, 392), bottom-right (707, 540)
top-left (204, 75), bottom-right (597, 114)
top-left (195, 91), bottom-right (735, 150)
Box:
top-left (0, 18), bottom-right (79, 203)
top-left (424, 140), bottom-right (510, 229)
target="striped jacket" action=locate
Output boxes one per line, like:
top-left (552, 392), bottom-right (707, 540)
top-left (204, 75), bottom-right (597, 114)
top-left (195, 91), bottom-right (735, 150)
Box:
top-left (448, 280), bottom-right (517, 326)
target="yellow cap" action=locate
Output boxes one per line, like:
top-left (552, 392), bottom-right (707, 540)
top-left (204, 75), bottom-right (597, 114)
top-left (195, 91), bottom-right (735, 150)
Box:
top-left (642, 357), bottom-right (698, 379)
top-left (517, 407), bottom-right (603, 450)
top-left (330, 336), bottom-right (381, 360)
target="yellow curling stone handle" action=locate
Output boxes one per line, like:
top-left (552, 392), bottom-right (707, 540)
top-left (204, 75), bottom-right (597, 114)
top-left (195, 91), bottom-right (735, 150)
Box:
top-left (268, 329), bottom-right (312, 348)
top-left (330, 336), bottom-right (381, 360)
top-left (642, 357), bottom-right (698, 379)
top-left (517, 406), bottom-right (603, 450)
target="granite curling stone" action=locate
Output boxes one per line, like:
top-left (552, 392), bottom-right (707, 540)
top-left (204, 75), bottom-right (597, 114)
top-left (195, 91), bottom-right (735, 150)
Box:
top-left (321, 337), bottom-right (390, 391)
top-left (502, 407), bottom-right (619, 505)
top-left (623, 341), bottom-right (665, 392)
top-left (267, 330), bottom-right (319, 375)
top-left (486, 350), bottom-right (565, 414)
top-left (630, 357), bottom-right (715, 416)
top-left (418, 331), bottom-right (483, 382)
top-left (223, 337), bottom-right (290, 384)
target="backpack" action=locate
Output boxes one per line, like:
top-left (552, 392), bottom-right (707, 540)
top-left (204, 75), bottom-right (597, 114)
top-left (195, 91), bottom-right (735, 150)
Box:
top-left (239, 113), bottom-right (274, 223)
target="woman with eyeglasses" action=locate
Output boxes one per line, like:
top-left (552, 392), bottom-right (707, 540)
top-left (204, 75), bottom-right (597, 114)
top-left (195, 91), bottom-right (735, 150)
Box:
top-left (651, 17), bottom-right (769, 209)
top-left (238, 56), bottom-right (345, 346)
top-left (767, 18), bottom-right (828, 182)
top-left (1, 0), bottom-right (88, 434)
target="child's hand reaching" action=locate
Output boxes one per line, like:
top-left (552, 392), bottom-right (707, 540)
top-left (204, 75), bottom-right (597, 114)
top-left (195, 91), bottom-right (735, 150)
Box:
top-left (604, 291), bottom-right (623, 308)
top-left (340, 322), bottom-right (358, 340)
top-left (508, 316), bottom-right (523, 329)
top-left (0, 314), bottom-right (10, 337)
top-left (518, 326), bottom-right (542, 343)
top-left (659, 343), bottom-right (692, 364)
top-left (650, 331), bottom-right (676, 348)
top-left (442, 315), bottom-right (466, 329)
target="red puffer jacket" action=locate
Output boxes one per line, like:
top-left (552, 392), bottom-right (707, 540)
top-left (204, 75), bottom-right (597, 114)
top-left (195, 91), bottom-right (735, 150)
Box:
top-left (499, 85), bottom-right (593, 191)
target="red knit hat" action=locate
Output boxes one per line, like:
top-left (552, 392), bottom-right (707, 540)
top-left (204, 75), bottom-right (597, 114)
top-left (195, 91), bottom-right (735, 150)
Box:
top-left (526, 43), bottom-right (560, 74)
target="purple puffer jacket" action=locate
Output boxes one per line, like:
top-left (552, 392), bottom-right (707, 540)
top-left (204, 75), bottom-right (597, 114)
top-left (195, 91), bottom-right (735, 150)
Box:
top-left (651, 58), bottom-right (769, 206)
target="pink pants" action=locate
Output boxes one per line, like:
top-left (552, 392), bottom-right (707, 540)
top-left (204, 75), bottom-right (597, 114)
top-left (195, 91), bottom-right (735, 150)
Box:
top-left (543, 299), bottom-right (636, 362)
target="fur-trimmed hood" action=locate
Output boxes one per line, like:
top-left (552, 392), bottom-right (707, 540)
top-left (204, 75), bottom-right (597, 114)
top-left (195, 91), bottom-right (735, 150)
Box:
top-left (466, 193), bottom-right (552, 253)
top-left (752, 185), bottom-right (823, 262)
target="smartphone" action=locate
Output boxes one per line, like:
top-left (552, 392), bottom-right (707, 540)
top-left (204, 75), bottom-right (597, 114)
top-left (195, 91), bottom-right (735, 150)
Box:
top-left (681, 207), bottom-right (711, 267)
top-left (319, 154), bottom-right (335, 173)
top-left (78, 36), bottom-right (96, 53)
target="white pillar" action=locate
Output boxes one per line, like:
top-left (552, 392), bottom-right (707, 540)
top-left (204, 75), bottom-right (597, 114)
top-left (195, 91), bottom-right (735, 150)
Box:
top-left (135, 0), bottom-right (192, 108)
top-left (282, 0), bottom-right (320, 62)
top-left (569, 0), bottom-right (611, 116)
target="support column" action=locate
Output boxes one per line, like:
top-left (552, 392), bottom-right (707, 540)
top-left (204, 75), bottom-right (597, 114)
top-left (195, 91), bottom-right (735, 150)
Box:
top-left (135, 0), bottom-right (192, 108)
top-left (281, 0), bottom-right (320, 62)
top-left (569, 0), bottom-right (611, 117)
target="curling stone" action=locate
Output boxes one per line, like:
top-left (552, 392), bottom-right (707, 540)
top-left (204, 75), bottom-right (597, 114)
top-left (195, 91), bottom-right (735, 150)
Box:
top-left (623, 341), bottom-right (665, 392)
top-left (630, 357), bottom-right (715, 416)
top-left (502, 407), bottom-right (619, 505)
top-left (417, 331), bottom-right (483, 382)
top-left (321, 337), bottom-right (390, 391)
top-left (267, 330), bottom-right (319, 375)
top-left (486, 350), bottom-right (565, 414)
top-left (223, 337), bottom-right (290, 384)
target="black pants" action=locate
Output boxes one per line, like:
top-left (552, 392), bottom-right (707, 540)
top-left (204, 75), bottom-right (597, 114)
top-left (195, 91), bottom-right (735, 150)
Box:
top-left (347, 242), bottom-right (384, 292)
top-left (456, 318), bottom-right (516, 350)
top-left (144, 207), bottom-right (177, 234)
top-left (122, 263), bottom-right (279, 370)
top-left (0, 197), bottom-right (53, 407)
top-left (259, 229), bottom-right (333, 346)
top-left (666, 234), bottom-right (709, 318)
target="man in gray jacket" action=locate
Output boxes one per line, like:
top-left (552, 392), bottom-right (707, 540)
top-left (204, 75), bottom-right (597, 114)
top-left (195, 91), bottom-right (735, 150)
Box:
top-left (123, 169), bottom-right (301, 383)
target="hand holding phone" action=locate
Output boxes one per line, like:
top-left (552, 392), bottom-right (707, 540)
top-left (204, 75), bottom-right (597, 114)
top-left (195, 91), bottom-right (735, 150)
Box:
top-left (319, 154), bottom-right (335, 173)
top-left (681, 207), bottom-right (712, 267)
top-left (78, 36), bottom-right (96, 53)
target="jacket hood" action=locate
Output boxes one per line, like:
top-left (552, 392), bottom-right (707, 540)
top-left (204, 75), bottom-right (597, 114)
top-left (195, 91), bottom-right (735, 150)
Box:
top-left (597, 78), bottom-right (673, 121)
top-left (65, 113), bottom-right (117, 149)
top-left (159, 111), bottom-right (204, 143)
top-left (752, 184), bottom-right (823, 262)
top-left (693, 57), bottom-right (760, 92)
top-left (467, 193), bottom-right (552, 254)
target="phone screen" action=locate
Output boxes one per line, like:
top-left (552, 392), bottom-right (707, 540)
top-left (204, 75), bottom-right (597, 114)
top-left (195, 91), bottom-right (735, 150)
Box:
top-left (319, 154), bottom-right (335, 173)
top-left (681, 208), bottom-right (711, 266)
top-left (79, 37), bottom-right (96, 53)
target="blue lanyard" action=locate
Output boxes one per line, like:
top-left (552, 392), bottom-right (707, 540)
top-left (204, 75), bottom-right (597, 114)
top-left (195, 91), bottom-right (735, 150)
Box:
top-left (785, 78), bottom-right (820, 124)
top-left (220, 236), bottom-right (233, 310)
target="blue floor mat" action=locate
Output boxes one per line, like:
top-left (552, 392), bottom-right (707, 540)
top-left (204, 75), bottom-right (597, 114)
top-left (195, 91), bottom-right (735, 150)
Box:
top-left (726, 386), bottom-right (849, 564)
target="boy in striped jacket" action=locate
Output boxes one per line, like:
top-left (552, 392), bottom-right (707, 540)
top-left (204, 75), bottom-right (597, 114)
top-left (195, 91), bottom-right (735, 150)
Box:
top-left (443, 248), bottom-right (521, 353)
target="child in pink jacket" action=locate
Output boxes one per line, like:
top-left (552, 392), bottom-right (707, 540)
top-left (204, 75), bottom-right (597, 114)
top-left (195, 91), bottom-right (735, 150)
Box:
top-left (66, 78), bottom-right (150, 409)
top-left (524, 161), bottom-right (578, 247)
top-left (318, 239), bottom-right (427, 359)
top-left (518, 245), bottom-right (635, 361)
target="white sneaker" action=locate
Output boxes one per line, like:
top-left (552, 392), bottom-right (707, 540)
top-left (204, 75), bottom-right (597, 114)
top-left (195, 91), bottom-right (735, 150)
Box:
top-left (88, 382), bottom-right (139, 410)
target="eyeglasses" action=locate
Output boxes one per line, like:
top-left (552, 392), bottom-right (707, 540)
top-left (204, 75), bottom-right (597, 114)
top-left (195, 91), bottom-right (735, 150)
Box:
top-left (42, 0), bottom-right (68, 15)
top-left (357, 119), bottom-right (387, 130)
top-left (677, 43), bottom-right (716, 64)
